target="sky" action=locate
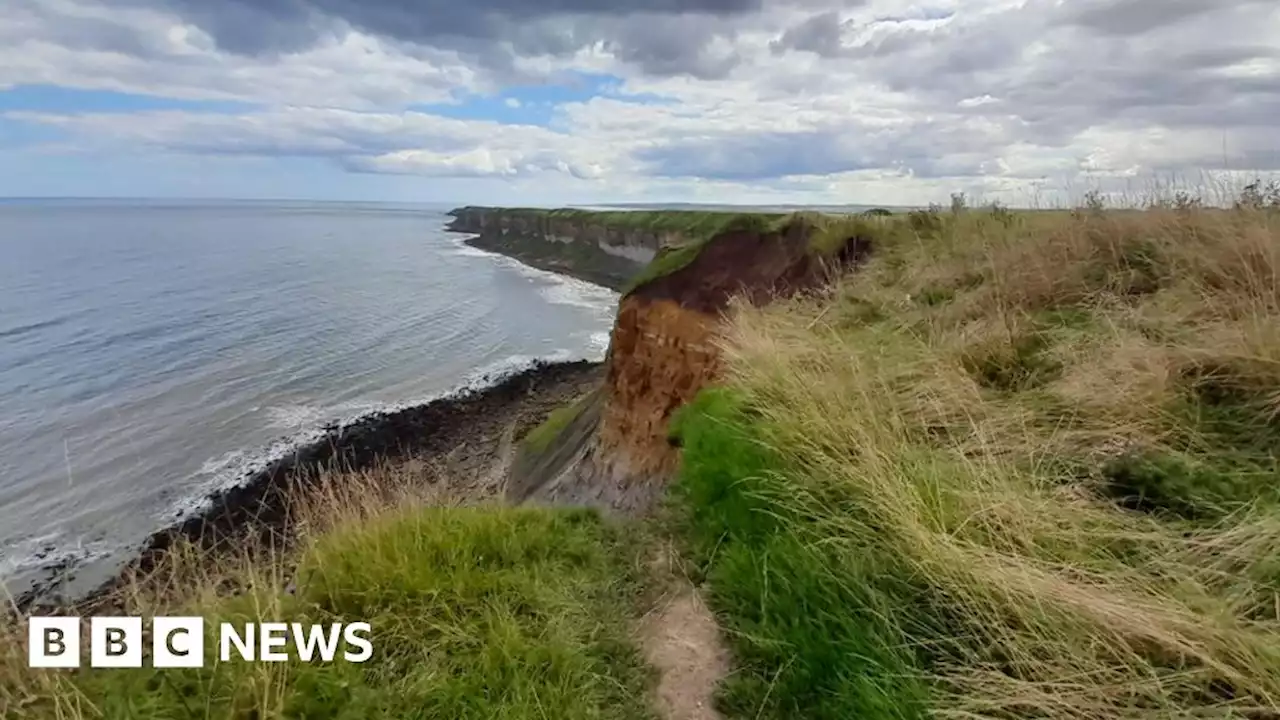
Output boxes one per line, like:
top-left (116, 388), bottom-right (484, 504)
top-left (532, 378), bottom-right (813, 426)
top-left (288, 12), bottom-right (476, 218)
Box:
top-left (1, 0), bottom-right (1278, 206)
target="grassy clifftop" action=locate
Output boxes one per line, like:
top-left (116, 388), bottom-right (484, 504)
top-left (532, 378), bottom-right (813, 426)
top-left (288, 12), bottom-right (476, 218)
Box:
top-left (449, 206), bottom-right (790, 292)
top-left (450, 206), bottom-right (787, 239)
top-left (671, 201), bottom-right (1280, 718)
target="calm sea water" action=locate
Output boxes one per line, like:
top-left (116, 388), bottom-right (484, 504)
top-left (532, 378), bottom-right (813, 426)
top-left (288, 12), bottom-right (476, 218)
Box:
top-left (0, 199), bottom-right (618, 597)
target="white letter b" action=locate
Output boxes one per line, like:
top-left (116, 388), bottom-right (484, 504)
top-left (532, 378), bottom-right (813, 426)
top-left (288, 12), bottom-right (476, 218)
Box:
top-left (90, 617), bottom-right (142, 668)
top-left (28, 617), bottom-right (80, 668)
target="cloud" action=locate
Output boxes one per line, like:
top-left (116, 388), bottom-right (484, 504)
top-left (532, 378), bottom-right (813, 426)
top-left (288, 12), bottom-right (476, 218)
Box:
top-left (769, 10), bottom-right (850, 57)
top-left (1064, 0), bottom-right (1247, 36)
top-left (6, 105), bottom-right (628, 180)
top-left (639, 130), bottom-right (868, 179)
top-left (2, 0), bottom-right (481, 108)
top-left (4, 0), bottom-right (1280, 204)
top-left (129, 0), bottom-right (774, 79)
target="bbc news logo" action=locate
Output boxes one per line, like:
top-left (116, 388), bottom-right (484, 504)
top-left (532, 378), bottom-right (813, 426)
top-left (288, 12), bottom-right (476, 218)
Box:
top-left (28, 617), bottom-right (372, 668)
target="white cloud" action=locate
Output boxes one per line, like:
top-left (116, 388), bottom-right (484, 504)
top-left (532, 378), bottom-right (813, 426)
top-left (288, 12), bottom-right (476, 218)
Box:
top-left (3, 0), bottom-right (1280, 204)
top-left (1, 0), bottom-right (481, 107)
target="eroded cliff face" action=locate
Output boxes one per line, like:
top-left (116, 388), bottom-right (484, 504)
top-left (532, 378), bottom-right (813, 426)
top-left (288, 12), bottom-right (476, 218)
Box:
top-left (447, 207), bottom-right (690, 290)
top-left (509, 218), bottom-right (873, 513)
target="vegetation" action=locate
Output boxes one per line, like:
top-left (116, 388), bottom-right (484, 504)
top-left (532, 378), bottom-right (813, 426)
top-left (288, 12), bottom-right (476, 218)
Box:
top-left (620, 212), bottom-right (788, 294)
top-left (1, 468), bottom-right (656, 720)
top-left (462, 207), bottom-right (786, 241)
top-left (9, 191), bottom-right (1279, 720)
top-left (671, 197), bottom-right (1280, 719)
top-left (543, 208), bottom-right (785, 239)
top-left (521, 390), bottom-right (595, 454)
top-left (622, 243), bottom-right (708, 295)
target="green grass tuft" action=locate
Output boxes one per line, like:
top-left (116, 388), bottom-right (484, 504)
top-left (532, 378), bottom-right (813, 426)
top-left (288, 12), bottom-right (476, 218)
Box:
top-left (522, 392), bottom-right (595, 454)
top-left (620, 213), bottom-right (784, 294)
top-left (4, 505), bottom-right (656, 720)
top-left (670, 390), bottom-right (931, 720)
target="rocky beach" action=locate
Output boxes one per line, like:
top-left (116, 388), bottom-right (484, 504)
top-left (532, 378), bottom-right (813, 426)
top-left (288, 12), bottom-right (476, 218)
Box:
top-left (15, 359), bottom-right (604, 614)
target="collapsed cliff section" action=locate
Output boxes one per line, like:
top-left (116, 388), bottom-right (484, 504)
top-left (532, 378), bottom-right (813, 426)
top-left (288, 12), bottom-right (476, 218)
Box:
top-left (507, 216), bottom-right (874, 513)
top-left (445, 207), bottom-right (783, 292)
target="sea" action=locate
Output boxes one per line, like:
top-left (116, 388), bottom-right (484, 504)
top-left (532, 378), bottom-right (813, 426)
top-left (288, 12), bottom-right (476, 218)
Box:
top-left (0, 199), bottom-right (619, 599)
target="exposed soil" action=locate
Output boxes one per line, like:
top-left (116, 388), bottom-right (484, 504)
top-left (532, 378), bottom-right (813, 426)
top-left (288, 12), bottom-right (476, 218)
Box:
top-left (632, 219), bottom-right (873, 314)
top-left (515, 298), bottom-right (720, 513)
top-left (14, 360), bottom-right (604, 614)
top-left (511, 219), bottom-right (874, 515)
top-left (639, 547), bottom-right (730, 720)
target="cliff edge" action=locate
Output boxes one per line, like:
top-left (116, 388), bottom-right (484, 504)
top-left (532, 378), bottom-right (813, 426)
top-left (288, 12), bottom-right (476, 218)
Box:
top-left (506, 213), bottom-right (873, 513)
top-left (445, 207), bottom-right (784, 292)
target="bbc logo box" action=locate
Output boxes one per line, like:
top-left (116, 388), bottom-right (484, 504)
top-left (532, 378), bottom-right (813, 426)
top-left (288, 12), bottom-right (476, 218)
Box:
top-left (29, 617), bottom-right (204, 669)
top-left (28, 616), bottom-right (373, 668)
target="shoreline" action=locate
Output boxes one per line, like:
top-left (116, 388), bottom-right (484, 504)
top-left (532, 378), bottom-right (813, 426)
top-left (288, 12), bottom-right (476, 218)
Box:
top-left (447, 226), bottom-right (640, 293)
top-left (14, 359), bottom-right (604, 614)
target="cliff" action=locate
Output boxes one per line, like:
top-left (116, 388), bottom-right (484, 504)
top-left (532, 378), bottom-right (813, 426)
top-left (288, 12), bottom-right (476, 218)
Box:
top-left (507, 213), bottom-right (873, 513)
top-left (445, 206), bottom-right (783, 292)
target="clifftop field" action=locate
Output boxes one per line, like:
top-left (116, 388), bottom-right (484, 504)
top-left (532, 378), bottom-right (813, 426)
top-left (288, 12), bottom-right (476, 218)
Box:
top-left (5, 191), bottom-right (1279, 719)
top-left (675, 193), bottom-right (1280, 718)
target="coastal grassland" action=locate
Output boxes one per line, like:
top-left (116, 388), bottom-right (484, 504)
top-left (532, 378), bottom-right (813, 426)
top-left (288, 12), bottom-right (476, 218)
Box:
top-left (671, 201), bottom-right (1280, 718)
top-left (1, 465), bottom-right (657, 720)
top-left (541, 208), bottom-right (787, 241)
top-left (621, 212), bottom-right (824, 294)
top-left (467, 206), bottom-right (786, 242)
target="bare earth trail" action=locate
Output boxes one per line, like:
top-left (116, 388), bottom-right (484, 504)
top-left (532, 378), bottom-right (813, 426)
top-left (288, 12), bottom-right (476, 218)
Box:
top-left (638, 545), bottom-right (730, 720)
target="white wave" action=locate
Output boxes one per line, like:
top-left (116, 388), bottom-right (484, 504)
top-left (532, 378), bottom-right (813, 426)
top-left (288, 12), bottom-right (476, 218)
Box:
top-left (445, 242), bottom-right (495, 259)
top-left (446, 233), bottom-right (620, 314)
top-left (179, 429), bottom-right (329, 518)
top-left (459, 350), bottom-right (573, 387)
top-left (170, 346), bottom-right (601, 522)
top-left (586, 331), bottom-right (611, 357)
top-left (536, 274), bottom-right (620, 313)
top-left (158, 228), bottom-right (618, 550)
top-left (265, 403), bottom-right (330, 431)
top-left (0, 531), bottom-right (116, 580)
top-left (444, 235), bottom-right (513, 261)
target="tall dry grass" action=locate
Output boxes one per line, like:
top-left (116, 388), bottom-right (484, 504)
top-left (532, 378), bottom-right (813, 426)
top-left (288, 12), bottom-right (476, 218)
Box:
top-left (1, 460), bottom-right (655, 720)
top-left (682, 201), bottom-right (1280, 718)
top-left (0, 461), bottom-right (448, 716)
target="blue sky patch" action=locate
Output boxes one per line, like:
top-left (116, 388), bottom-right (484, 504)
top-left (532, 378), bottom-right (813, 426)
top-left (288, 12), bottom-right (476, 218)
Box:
top-left (0, 116), bottom-right (69, 148)
top-left (0, 85), bottom-right (256, 115)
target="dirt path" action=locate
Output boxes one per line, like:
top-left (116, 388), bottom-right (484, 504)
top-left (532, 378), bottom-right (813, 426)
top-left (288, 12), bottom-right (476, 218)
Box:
top-left (639, 546), bottom-right (730, 720)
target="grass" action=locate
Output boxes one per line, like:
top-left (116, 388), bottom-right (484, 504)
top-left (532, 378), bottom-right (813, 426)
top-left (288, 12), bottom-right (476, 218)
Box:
top-left (540, 208), bottom-right (786, 239)
top-left (456, 206), bottom-right (785, 241)
top-left (623, 243), bottom-right (708, 295)
top-left (8, 197), bottom-right (1278, 720)
top-left (522, 391), bottom-right (595, 454)
top-left (1, 466), bottom-right (657, 720)
top-left (669, 200), bottom-right (1280, 719)
top-left (617, 213), bottom-right (788, 294)
top-left (620, 212), bottom-right (870, 295)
